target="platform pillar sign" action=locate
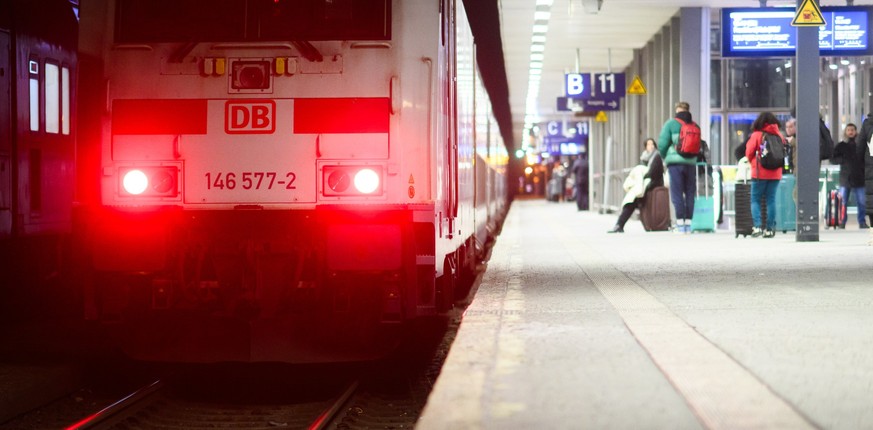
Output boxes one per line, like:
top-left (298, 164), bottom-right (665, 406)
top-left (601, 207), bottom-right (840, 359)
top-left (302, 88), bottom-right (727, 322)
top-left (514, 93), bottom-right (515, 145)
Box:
top-left (792, 0), bottom-right (826, 27)
top-left (594, 111), bottom-right (608, 122)
top-left (627, 75), bottom-right (647, 95)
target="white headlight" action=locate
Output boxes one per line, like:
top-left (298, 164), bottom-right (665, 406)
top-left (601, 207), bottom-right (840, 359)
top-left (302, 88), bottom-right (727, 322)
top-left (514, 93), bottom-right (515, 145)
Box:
top-left (353, 168), bottom-right (380, 194)
top-left (122, 169), bottom-right (149, 195)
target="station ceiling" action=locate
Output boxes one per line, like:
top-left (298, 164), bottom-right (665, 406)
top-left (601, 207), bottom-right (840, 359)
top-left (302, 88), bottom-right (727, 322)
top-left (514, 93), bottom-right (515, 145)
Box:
top-left (499, 0), bottom-right (873, 142)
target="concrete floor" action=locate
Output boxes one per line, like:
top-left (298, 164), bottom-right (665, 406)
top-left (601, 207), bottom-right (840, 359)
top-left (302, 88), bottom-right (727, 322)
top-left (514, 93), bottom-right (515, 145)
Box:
top-left (419, 199), bottom-right (873, 430)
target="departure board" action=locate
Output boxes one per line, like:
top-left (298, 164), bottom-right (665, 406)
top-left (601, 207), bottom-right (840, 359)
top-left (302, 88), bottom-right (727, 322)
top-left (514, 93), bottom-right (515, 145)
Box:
top-left (722, 7), bottom-right (873, 57)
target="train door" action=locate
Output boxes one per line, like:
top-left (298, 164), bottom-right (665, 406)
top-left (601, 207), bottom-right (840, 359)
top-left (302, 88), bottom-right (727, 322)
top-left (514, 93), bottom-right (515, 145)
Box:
top-left (0, 30), bottom-right (10, 237)
top-left (443, 0), bottom-right (459, 228)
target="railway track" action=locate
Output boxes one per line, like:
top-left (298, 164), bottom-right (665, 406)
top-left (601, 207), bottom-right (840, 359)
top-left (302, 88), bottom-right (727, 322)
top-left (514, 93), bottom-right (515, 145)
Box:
top-left (63, 378), bottom-right (360, 430)
top-left (2, 301), bottom-right (466, 430)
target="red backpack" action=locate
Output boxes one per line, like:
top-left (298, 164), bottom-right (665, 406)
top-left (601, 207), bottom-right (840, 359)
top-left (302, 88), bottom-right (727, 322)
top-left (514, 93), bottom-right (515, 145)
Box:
top-left (675, 119), bottom-right (701, 158)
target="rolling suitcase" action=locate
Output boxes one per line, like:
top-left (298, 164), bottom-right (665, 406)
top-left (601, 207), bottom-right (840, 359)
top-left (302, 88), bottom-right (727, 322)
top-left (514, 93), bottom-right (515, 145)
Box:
top-left (735, 181), bottom-right (767, 237)
top-left (734, 182), bottom-right (753, 237)
top-left (691, 163), bottom-right (715, 232)
top-left (773, 174), bottom-right (796, 233)
top-left (547, 178), bottom-right (561, 202)
top-left (640, 186), bottom-right (671, 231)
top-left (825, 189), bottom-right (844, 229)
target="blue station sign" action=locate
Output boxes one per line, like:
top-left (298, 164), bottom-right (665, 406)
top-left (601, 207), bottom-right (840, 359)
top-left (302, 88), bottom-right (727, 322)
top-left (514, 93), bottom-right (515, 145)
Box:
top-left (722, 6), bottom-right (873, 57)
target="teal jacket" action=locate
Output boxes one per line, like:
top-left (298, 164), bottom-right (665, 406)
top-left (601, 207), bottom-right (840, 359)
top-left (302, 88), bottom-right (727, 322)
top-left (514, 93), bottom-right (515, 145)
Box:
top-left (658, 115), bottom-right (698, 166)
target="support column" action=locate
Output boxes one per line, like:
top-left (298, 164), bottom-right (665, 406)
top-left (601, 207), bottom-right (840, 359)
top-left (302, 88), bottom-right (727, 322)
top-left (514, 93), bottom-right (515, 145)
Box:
top-left (679, 7), bottom-right (709, 148)
top-left (795, 0), bottom-right (820, 242)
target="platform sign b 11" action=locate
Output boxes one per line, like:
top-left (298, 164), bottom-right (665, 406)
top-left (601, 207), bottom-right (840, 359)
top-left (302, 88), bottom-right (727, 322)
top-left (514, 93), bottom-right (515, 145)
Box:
top-left (593, 73), bottom-right (625, 99)
top-left (564, 73), bottom-right (591, 99)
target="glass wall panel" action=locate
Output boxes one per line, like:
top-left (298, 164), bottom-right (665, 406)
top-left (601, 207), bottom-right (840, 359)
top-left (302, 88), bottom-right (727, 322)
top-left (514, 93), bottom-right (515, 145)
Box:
top-left (710, 59), bottom-right (721, 108)
top-left (727, 59), bottom-right (791, 109)
top-left (709, 114), bottom-right (722, 162)
top-left (728, 113), bottom-right (792, 160)
top-left (727, 113), bottom-right (758, 158)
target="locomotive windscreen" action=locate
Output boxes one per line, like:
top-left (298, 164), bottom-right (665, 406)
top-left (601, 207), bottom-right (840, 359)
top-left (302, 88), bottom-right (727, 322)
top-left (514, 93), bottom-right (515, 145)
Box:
top-left (115, 0), bottom-right (391, 43)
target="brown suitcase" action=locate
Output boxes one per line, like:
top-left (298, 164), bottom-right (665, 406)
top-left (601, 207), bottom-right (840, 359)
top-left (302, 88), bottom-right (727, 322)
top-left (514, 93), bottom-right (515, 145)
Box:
top-left (640, 186), bottom-right (671, 231)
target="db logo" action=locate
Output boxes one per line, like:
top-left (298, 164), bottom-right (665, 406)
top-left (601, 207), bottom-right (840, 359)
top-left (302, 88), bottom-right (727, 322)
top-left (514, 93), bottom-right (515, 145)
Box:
top-left (225, 100), bottom-right (275, 134)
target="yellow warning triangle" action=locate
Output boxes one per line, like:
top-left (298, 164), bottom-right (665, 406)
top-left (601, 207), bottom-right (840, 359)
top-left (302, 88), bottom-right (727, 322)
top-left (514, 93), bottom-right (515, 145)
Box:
top-left (595, 111), bottom-right (608, 122)
top-left (627, 75), bottom-right (647, 95)
top-left (408, 174), bottom-right (415, 184)
top-left (791, 0), bottom-right (826, 27)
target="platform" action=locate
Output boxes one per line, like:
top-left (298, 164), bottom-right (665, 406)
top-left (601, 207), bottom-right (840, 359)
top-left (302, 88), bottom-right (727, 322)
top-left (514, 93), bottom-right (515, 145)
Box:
top-left (419, 199), bottom-right (873, 429)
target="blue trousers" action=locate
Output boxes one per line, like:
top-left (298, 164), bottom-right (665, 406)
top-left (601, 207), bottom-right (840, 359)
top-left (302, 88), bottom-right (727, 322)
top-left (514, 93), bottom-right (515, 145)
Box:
top-left (667, 164), bottom-right (696, 220)
top-left (751, 179), bottom-right (779, 230)
top-left (839, 186), bottom-right (867, 225)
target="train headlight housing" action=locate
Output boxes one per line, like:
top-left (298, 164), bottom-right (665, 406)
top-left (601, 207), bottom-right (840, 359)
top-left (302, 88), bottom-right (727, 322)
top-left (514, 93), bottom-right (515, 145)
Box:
top-left (119, 166), bottom-right (179, 197)
top-left (323, 166), bottom-right (383, 196)
top-left (231, 60), bottom-right (271, 90)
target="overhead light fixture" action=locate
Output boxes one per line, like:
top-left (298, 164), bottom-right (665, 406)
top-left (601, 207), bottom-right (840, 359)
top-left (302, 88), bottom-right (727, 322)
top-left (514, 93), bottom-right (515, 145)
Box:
top-left (582, 0), bottom-right (603, 14)
top-left (524, 0), bottom-right (554, 141)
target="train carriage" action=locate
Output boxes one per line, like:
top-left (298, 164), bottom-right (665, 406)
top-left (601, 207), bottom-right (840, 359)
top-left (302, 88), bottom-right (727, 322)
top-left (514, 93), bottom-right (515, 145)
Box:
top-left (78, 0), bottom-right (508, 362)
top-left (0, 0), bottom-right (78, 287)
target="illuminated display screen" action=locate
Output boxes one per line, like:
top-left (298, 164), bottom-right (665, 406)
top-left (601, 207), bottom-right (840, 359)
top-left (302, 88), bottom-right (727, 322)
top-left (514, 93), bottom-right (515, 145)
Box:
top-left (722, 7), bottom-right (873, 57)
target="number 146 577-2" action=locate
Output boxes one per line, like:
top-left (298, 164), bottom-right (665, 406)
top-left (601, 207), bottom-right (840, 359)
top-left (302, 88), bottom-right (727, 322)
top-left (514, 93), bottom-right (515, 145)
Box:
top-left (204, 171), bottom-right (297, 190)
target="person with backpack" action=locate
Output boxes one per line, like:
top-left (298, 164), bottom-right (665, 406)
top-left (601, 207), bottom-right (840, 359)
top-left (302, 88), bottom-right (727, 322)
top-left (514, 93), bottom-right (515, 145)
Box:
top-left (744, 112), bottom-right (786, 238)
top-left (831, 123), bottom-right (867, 229)
top-left (658, 101), bottom-right (699, 233)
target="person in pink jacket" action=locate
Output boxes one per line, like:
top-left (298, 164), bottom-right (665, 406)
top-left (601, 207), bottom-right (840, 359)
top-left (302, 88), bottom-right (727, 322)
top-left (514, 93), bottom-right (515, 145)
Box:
top-left (744, 112), bottom-right (785, 238)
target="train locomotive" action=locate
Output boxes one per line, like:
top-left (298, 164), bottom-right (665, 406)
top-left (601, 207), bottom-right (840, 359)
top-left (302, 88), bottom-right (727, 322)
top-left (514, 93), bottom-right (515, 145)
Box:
top-left (77, 0), bottom-right (509, 362)
top-left (0, 0), bottom-right (78, 295)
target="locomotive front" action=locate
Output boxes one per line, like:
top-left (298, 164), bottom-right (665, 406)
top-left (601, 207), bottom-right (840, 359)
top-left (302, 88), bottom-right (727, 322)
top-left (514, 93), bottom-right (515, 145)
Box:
top-left (82, 0), bottom-right (452, 363)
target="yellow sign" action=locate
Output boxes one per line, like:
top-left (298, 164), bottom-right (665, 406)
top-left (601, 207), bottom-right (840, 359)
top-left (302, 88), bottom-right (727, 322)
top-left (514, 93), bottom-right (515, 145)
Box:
top-left (627, 75), bottom-right (647, 95)
top-left (595, 111), bottom-right (608, 122)
top-left (791, 0), bottom-right (826, 27)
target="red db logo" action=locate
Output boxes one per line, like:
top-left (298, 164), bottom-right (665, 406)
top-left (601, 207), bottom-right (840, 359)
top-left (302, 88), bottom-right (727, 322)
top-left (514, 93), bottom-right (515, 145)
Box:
top-left (225, 100), bottom-right (275, 134)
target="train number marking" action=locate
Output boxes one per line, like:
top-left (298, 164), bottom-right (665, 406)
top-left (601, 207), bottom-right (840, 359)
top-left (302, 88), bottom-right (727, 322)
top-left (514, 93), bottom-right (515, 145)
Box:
top-left (205, 172), bottom-right (296, 190)
top-left (225, 100), bottom-right (276, 134)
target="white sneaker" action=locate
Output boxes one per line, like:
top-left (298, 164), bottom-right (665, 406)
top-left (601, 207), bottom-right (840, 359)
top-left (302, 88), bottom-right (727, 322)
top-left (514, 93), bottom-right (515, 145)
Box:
top-left (751, 227), bottom-right (763, 238)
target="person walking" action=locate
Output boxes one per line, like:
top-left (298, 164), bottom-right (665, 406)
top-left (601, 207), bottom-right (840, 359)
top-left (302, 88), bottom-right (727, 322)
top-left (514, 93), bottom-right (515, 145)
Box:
top-left (854, 113), bottom-right (873, 228)
top-left (744, 112), bottom-right (786, 238)
top-left (831, 123), bottom-right (868, 228)
top-left (572, 152), bottom-right (589, 211)
top-left (658, 101), bottom-right (698, 233)
top-left (608, 138), bottom-right (665, 233)
top-left (784, 118), bottom-right (797, 173)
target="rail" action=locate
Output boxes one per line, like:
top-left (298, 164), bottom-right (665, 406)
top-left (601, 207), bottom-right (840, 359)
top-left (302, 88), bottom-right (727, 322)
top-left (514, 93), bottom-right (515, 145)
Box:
top-left (593, 164), bottom-right (850, 225)
top-left (64, 380), bottom-right (163, 430)
top-left (591, 166), bottom-right (633, 214)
